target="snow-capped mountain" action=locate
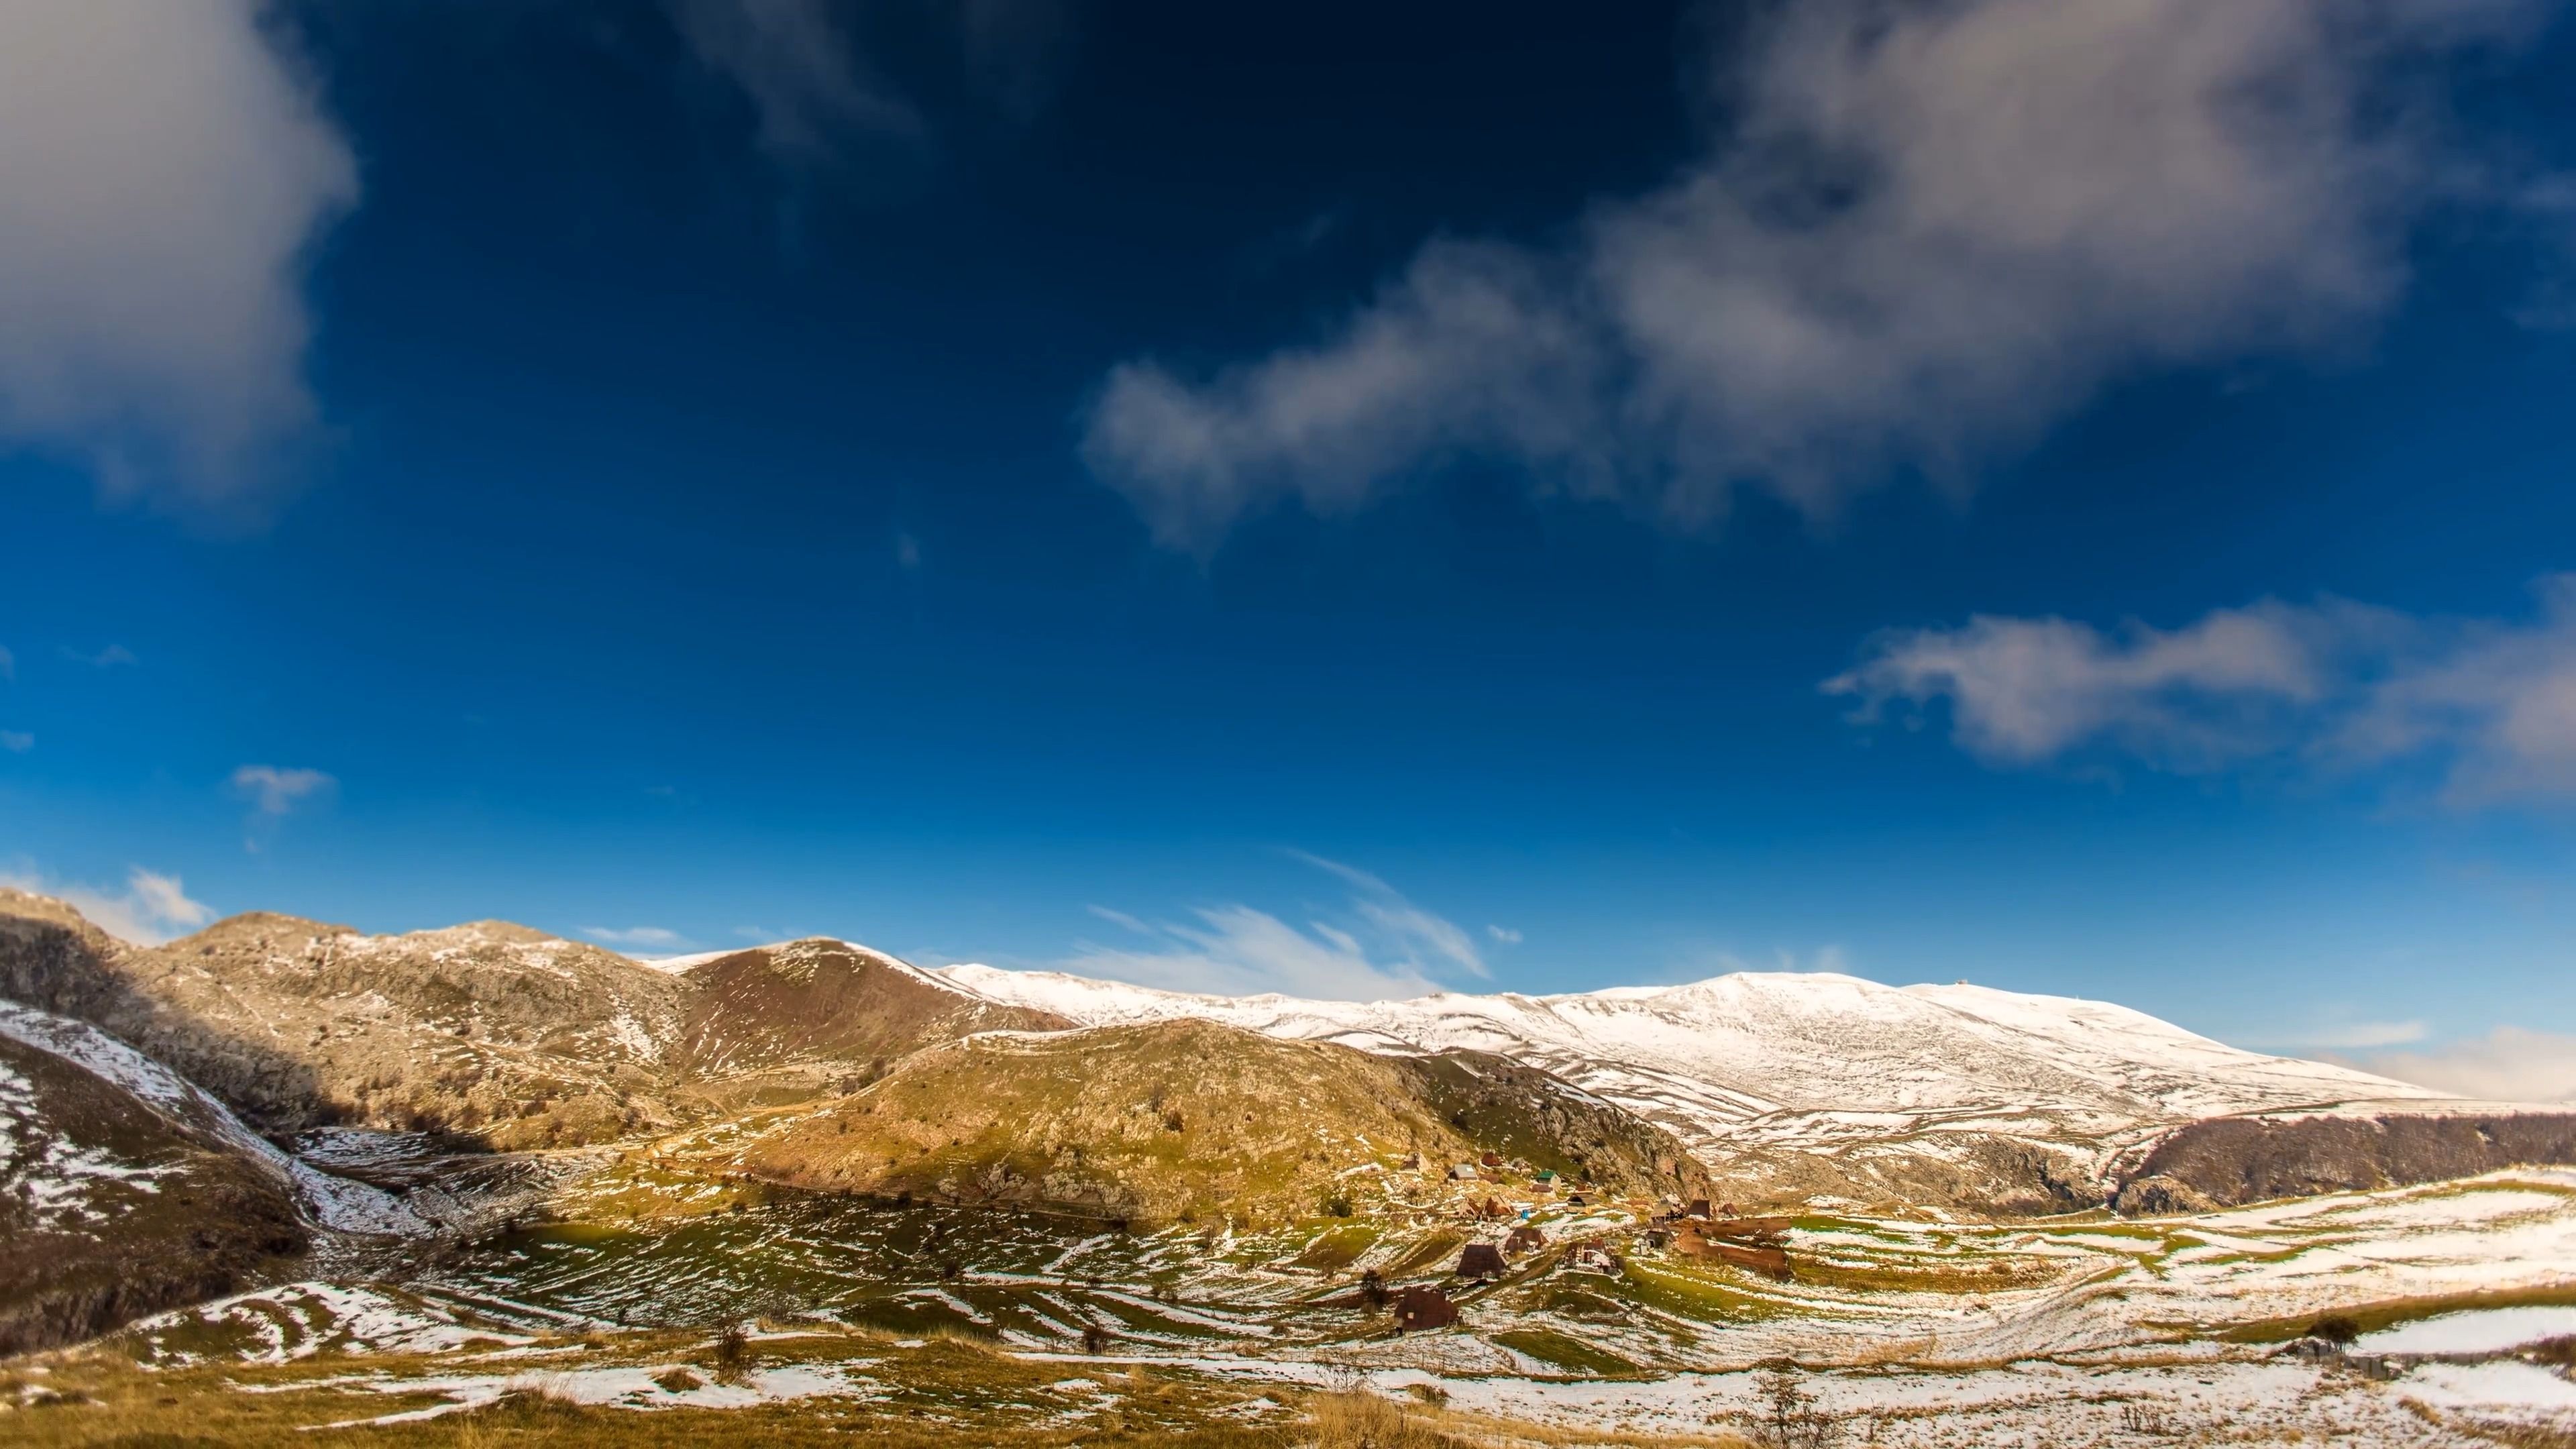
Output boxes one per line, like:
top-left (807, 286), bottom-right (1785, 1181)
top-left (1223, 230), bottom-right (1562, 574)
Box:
top-left (936, 963), bottom-right (2443, 1208)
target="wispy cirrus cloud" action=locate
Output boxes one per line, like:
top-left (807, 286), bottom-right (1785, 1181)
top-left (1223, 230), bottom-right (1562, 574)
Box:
top-left (1828, 576), bottom-right (2576, 806)
top-left (1, 731), bottom-right (30, 753)
top-left (0, 863), bottom-right (216, 946)
top-left (669, 0), bottom-right (1073, 174)
top-left (583, 925), bottom-right (688, 950)
top-left (1083, 0), bottom-right (2552, 554)
top-left (1063, 854), bottom-right (1486, 1002)
top-left (61, 643), bottom-right (137, 668)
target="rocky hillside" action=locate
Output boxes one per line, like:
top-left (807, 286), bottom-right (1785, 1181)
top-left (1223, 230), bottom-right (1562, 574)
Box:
top-left (2111, 1104), bottom-right (2576, 1214)
top-left (695, 1018), bottom-right (1709, 1227)
top-left (0, 1013), bottom-right (306, 1354)
top-left (669, 939), bottom-right (1073, 1111)
top-left (0, 890), bottom-right (688, 1149)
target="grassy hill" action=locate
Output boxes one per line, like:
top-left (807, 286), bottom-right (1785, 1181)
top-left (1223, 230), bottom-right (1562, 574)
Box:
top-left (690, 1018), bottom-right (1707, 1228)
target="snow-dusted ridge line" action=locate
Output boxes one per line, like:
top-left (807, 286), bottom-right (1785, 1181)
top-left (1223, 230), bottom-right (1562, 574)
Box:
top-left (924, 960), bottom-right (2454, 1162)
top-left (0, 1000), bottom-right (429, 1236)
top-left (638, 938), bottom-right (1002, 1003)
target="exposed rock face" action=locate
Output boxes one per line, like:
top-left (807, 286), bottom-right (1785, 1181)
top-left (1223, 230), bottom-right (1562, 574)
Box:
top-left (0, 1030), bottom-right (306, 1355)
top-left (2114, 1110), bottom-right (2576, 1214)
top-left (0, 891), bottom-right (688, 1148)
top-left (671, 939), bottom-right (1074, 1110)
top-left (715, 1020), bottom-right (1709, 1224)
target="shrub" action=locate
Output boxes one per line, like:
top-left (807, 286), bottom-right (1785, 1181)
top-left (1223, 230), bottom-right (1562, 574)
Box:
top-left (2310, 1315), bottom-right (2361, 1346)
top-left (710, 1320), bottom-right (753, 1384)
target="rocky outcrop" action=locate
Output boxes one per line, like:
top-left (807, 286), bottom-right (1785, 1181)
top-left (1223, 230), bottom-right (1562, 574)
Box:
top-left (0, 892), bottom-right (687, 1148)
top-left (2113, 1109), bottom-right (2576, 1214)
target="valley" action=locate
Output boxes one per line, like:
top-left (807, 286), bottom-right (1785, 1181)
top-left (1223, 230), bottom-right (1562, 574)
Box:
top-left (4, 886), bottom-right (2575, 1445)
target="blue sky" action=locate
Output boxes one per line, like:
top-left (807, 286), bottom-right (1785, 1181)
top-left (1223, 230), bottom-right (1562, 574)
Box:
top-left (3, 1), bottom-right (2575, 1091)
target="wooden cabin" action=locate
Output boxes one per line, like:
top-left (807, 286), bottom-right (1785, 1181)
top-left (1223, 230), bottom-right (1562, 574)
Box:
top-left (1673, 1226), bottom-right (1793, 1281)
top-left (1503, 1224), bottom-right (1547, 1255)
top-left (1456, 1242), bottom-right (1508, 1279)
top-left (1392, 1285), bottom-right (1458, 1332)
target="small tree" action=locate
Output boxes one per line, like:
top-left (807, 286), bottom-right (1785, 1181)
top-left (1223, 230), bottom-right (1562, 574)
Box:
top-left (709, 1320), bottom-right (753, 1385)
top-left (1358, 1268), bottom-right (1391, 1313)
top-left (1746, 1361), bottom-right (1838, 1449)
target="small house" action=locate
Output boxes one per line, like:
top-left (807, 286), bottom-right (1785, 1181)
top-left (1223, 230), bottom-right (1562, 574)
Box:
top-left (1392, 1285), bottom-right (1458, 1332)
top-left (1568, 1243), bottom-right (1623, 1274)
top-left (1532, 1169), bottom-right (1556, 1185)
top-left (1480, 1150), bottom-right (1504, 1169)
top-left (1503, 1224), bottom-right (1546, 1255)
top-left (1684, 1199), bottom-right (1713, 1220)
top-left (1455, 1242), bottom-right (1508, 1280)
top-left (1449, 1163), bottom-right (1478, 1181)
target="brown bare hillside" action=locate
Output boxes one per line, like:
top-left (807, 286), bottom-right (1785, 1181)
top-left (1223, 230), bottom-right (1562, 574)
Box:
top-left (716, 1018), bottom-right (1707, 1226)
top-left (672, 939), bottom-right (1074, 1110)
top-left (0, 1031), bottom-right (306, 1354)
top-left (0, 890), bottom-right (688, 1148)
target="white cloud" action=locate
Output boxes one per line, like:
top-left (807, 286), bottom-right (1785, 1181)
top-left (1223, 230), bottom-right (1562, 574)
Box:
top-left (62, 644), bottom-right (137, 669)
top-left (1486, 924), bottom-right (1523, 945)
top-left (2342, 1026), bottom-right (2576, 1103)
top-left (583, 925), bottom-right (687, 950)
top-left (1083, 0), bottom-right (2546, 553)
top-left (1, 731), bottom-right (30, 753)
top-left (0, 0), bottom-right (356, 511)
top-left (229, 764), bottom-right (338, 816)
top-left (1828, 576), bottom-right (2576, 804)
top-left (0, 864), bottom-right (217, 947)
top-left (733, 924), bottom-right (783, 942)
top-left (1066, 855), bottom-right (1487, 1001)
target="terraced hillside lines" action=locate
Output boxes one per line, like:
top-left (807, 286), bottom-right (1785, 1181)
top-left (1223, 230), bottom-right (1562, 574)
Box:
top-left (0, 892), bottom-right (689, 1148)
top-left (704, 1020), bottom-right (1701, 1227)
top-left (0, 1026), bottom-right (307, 1356)
top-left (671, 939), bottom-right (1075, 1109)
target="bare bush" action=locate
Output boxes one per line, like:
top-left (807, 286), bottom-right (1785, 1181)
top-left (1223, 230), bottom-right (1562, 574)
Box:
top-left (1746, 1362), bottom-right (1839, 1449)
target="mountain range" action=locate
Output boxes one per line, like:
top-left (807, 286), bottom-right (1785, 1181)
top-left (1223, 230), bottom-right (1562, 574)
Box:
top-left (3, 885), bottom-right (2569, 1356)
